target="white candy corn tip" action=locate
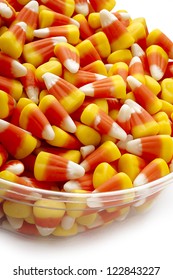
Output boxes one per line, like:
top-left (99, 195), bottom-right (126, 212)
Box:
top-left (51, 36), bottom-right (67, 45)
top-left (125, 99), bottom-right (142, 114)
top-left (6, 162), bottom-right (24, 175)
top-left (0, 119), bottom-right (10, 133)
top-left (0, 3), bottom-right (13, 19)
top-left (34, 28), bottom-right (49, 38)
top-left (133, 173), bottom-right (148, 187)
top-left (63, 180), bottom-right (81, 192)
top-left (149, 65), bottom-right (164, 81)
top-left (117, 104), bottom-right (131, 122)
top-left (67, 161), bottom-right (85, 180)
top-left (42, 72), bottom-right (60, 90)
top-left (36, 226), bottom-right (55, 236)
top-left (80, 83), bottom-right (95, 96)
top-left (131, 43), bottom-right (145, 56)
top-left (95, 73), bottom-right (107, 80)
top-left (61, 215), bottom-right (75, 230)
top-left (80, 145), bottom-right (95, 159)
top-left (126, 139), bottom-right (142, 155)
top-left (6, 216), bottom-right (23, 230)
top-left (129, 56), bottom-right (142, 67)
top-left (11, 60), bottom-right (27, 77)
top-left (100, 9), bottom-right (118, 28)
top-left (26, 0), bottom-right (39, 13)
top-left (64, 59), bottom-right (79, 74)
top-left (109, 122), bottom-right (127, 141)
top-left (61, 116), bottom-right (76, 133)
top-left (127, 75), bottom-right (142, 91)
top-left (75, 3), bottom-right (89, 16)
top-left (42, 124), bottom-right (55, 141)
top-left (26, 86), bottom-right (39, 103)
top-left (16, 21), bottom-right (27, 32)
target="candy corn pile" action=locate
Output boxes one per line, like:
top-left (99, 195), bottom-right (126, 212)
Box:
top-left (0, 0), bottom-right (173, 237)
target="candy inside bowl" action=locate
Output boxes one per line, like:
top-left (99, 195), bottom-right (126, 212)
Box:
top-left (0, 0), bottom-right (173, 238)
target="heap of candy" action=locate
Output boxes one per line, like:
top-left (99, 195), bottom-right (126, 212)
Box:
top-left (0, 0), bottom-right (173, 237)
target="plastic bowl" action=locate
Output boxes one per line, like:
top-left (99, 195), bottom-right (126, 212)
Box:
top-left (0, 172), bottom-right (172, 237)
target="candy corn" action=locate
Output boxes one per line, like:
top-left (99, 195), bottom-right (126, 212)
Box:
top-left (80, 141), bottom-right (121, 172)
top-left (0, 52), bottom-right (27, 78)
top-left (34, 151), bottom-right (85, 181)
top-left (126, 135), bottom-right (173, 163)
top-left (42, 72), bottom-right (85, 114)
top-left (133, 158), bottom-right (170, 187)
top-left (74, 0), bottom-right (89, 16)
top-left (0, 119), bottom-right (37, 159)
top-left (0, 21), bottom-right (27, 59)
top-left (19, 103), bottom-right (55, 141)
top-left (80, 103), bottom-right (127, 141)
top-left (0, 90), bottom-right (16, 119)
top-left (54, 42), bottom-right (80, 73)
top-left (39, 0), bottom-right (75, 17)
top-left (100, 9), bottom-right (134, 52)
top-left (39, 95), bottom-right (76, 133)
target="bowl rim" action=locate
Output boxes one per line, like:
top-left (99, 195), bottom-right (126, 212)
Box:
top-left (0, 171), bottom-right (173, 199)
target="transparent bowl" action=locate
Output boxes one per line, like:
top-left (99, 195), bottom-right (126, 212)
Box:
top-left (0, 172), bottom-right (172, 237)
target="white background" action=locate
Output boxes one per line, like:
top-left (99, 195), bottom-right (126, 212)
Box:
top-left (1, 0), bottom-right (173, 279)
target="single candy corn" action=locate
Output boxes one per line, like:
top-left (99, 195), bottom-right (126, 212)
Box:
top-left (125, 99), bottom-right (160, 138)
top-left (131, 43), bottom-right (150, 74)
top-left (33, 199), bottom-right (66, 236)
top-left (94, 172), bottom-right (133, 193)
top-left (39, 95), bottom-right (76, 133)
top-left (38, 9), bottom-right (79, 29)
top-left (80, 103), bottom-right (127, 141)
top-left (126, 135), bottom-right (173, 163)
top-left (144, 74), bottom-right (161, 95)
top-left (20, 63), bottom-right (40, 103)
top-left (34, 151), bottom-right (85, 181)
top-left (34, 25), bottom-right (79, 45)
top-left (146, 45), bottom-right (168, 81)
top-left (0, 90), bottom-right (16, 119)
top-left (23, 36), bottom-right (67, 67)
top-left (73, 14), bottom-right (94, 40)
top-left (13, 0), bottom-right (39, 42)
top-left (100, 9), bottom-right (134, 52)
top-left (76, 39), bottom-right (101, 67)
top-left (0, 52), bottom-right (27, 78)
top-left (54, 42), bottom-right (80, 73)
top-left (0, 0), bottom-right (16, 23)
top-left (118, 153), bottom-right (147, 182)
top-left (80, 75), bottom-right (126, 99)
top-left (0, 144), bottom-right (8, 167)
top-left (74, 121), bottom-right (101, 146)
top-left (0, 75), bottom-right (23, 101)
top-left (0, 21), bottom-right (27, 59)
top-left (63, 69), bottom-right (106, 87)
top-left (63, 173), bottom-right (94, 192)
top-left (133, 158), bottom-right (170, 187)
top-left (42, 72), bottom-right (85, 114)
top-left (74, 0), bottom-right (89, 16)
top-left (46, 125), bottom-right (81, 149)
top-left (89, 0), bottom-right (116, 12)
top-left (147, 29), bottom-right (173, 59)
top-left (19, 103), bottom-right (55, 141)
top-left (127, 76), bottom-right (162, 115)
top-left (128, 56), bottom-right (145, 84)
top-left (93, 162), bottom-right (117, 188)
top-left (0, 120), bottom-right (37, 159)
top-left (80, 141), bottom-right (121, 172)
top-left (39, 0), bottom-right (75, 17)
top-left (3, 200), bottom-right (32, 219)
top-left (80, 145), bottom-right (95, 159)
